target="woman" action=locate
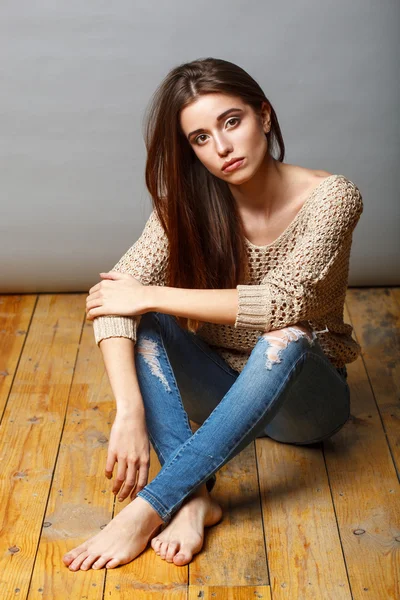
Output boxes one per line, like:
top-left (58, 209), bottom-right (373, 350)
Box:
top-left (63, 57), bottom-right (363, 571)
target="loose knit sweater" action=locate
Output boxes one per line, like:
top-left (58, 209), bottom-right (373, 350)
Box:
top-left (93, 174), bottom-right (363, 372)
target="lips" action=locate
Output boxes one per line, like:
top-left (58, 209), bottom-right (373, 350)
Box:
top-left (222, 157), bottom-right (245, 172)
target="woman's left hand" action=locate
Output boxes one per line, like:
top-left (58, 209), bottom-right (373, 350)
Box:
top-left (86, 271), bottom-right (150, 320)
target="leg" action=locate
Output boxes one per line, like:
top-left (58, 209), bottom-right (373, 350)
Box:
top-left (136, 323), bottom-right (342, 523)
top-left (134, 311), bottom-right (245, 564)
top-left (134, 311), bottom-right (241, 493)
top-left (261, 354), bottom-right (350, 445)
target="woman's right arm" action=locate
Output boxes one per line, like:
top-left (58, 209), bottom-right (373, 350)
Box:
top-left (99, 336), bottom-right (150, 502)
top-left (92, 210), bottom-right (169, 501)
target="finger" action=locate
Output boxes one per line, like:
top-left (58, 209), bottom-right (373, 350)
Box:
top-left (112, 458), bottom-right (127, 496)
top-left (86, 300), bottom-right (100, 314)
top-left (88, 283), bottom-right (100, 294)
top-left (100, 271), bottom-right (123, 279)
top-left (105, 453), bottom-right (116, 480)
top-left (86, 298), bottom-right (102, 314)
top-left (118, 461), bottom-right (138, 501)
top-left (130, 462), bottom-right (150, 500)
top-left (86, 290), bottom-right (101, 303)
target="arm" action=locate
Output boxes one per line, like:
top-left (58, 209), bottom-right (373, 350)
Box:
top-left (98, 337), bottom-right (145, 417)
top-left (92, 211), bottom-right (169, 500)
top-left (99, 336), bottom-right (152, 501)
top-left (149, 286), bottom-right (239, 326)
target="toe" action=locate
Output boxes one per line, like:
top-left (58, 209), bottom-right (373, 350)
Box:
top-left (105, 558), bottom-right (120, 569)
top-left (173, 548), bottom-right (192, 566)
top-left (80, 554), bottom-right (100, 571)
top-left (63, 545), bottom-right (87, 566)
top-left (69, 552), bottom-right (89, 571)
top-left (159, 541), bottom-right (168, 559)
top-left (165, 542), bottom-right (179, 562)
top-left (151, 537), bottom-right (161, 552)
top-left (92, 555), bottom-right (111, 570)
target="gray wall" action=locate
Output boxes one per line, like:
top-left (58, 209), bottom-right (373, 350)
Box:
top-left (1, 0), bottom-right (399, 292)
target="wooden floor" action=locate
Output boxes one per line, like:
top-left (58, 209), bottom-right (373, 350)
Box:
top-left (0, 288), bottom-right (399, 599)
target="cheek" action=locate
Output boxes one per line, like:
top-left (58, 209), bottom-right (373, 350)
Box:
top-left (241, 124), bottom-right (267, 149)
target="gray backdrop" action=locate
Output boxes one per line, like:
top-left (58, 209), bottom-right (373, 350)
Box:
top-left (1, 0), bottom-right (399, 293)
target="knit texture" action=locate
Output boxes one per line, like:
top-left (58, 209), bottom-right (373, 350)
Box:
top-left (93, 174), bottom-right (363, 372)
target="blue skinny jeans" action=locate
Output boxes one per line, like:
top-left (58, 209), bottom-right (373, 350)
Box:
top-left (134, 311), bottom-right (350, 523)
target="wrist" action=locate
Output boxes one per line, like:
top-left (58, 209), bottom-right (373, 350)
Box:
top-left (115, 406), bottom-right (146, 421)
top-left (115, 396), bottom-right (145, 418)
top-left (146, 285), bottom-right (161, 312)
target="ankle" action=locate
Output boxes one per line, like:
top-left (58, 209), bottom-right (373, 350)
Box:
top-left (134, 496), bottom-right (165, 528)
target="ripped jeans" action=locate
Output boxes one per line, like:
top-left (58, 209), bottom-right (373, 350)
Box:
top-left (134, 311), bottom-right (350, 523)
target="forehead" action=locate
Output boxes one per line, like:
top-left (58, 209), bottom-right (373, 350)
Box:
top-left (180, 93), bottom-right (247, 132)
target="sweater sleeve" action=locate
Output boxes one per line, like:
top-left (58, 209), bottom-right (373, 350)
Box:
top-left (92, 210), bottom-right (169, 347)
top-left (234, 177), bottom-right (364, 332)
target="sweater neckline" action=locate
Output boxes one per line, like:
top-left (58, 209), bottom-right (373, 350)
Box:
top-left (244, 173), bottom-right (341, 250)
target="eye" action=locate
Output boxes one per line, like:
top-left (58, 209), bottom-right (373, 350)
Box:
top-left (194, 134), bottom-right (208, 145)
top-left (226, 117), bottom-right (240, 128)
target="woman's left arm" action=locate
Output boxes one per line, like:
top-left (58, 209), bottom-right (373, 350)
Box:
top-left (148, 286), bottom-right (240, 326)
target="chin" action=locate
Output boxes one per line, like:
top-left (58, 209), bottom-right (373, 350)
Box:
top-left (226, 169), bottom-right (254, 185)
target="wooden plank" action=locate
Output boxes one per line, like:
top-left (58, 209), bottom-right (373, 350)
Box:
top-left (0, 295), bottom-right (37, 418)
top-left (256, 437), bottom-right (351, 599)
top-left (346, 288), bottom-right (400, 478)
top-left (189, 585), bottom-right (271, 599)
top-left (0, 295), bottom-right (84, 599)
top-left (322, 290), bottom-right (399, 599)
top-left (28, 317), bottom-right (113, 599)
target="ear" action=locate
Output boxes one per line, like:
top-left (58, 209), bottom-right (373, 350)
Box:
top-left (260, 101), bottom-right (271, 131)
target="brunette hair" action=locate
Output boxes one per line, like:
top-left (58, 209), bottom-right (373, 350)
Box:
top-left (143, 57), bottom-right (285, 333)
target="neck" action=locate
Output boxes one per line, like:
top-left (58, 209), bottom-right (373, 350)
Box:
top-left (229, 155), bottom-right (291, 218)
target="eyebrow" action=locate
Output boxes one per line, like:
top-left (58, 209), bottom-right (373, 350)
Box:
top-left (187, 108), bottom-right (244, 141)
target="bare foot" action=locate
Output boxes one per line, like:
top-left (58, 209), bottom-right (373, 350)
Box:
top-left (62, 496), bottom-right (164, 571)
top-left (150, 485), bottom-right (223, 566)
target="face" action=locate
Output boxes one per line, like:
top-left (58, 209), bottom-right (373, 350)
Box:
top-left (179, 93), bottom-right (271, 184)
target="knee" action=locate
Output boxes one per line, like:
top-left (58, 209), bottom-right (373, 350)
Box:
top-left (261, 323), bottom-right (313, 341)
top-left (259, 324), bottom-right (316, 370)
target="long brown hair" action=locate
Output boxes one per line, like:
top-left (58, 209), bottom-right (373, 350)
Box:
top-left (143, 57), bottom-right (285, 333)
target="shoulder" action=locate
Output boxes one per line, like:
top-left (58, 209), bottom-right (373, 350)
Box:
top-left (300, 167), bottom-right (362, 206)
top-left (313, 174), bottom-right (364, 233)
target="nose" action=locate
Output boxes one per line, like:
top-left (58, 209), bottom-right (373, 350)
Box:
top-left (214, 132), bottom-right (233, 156)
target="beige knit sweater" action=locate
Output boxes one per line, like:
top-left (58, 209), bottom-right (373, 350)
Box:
top-left (93, 174), bottom-right (363, 372)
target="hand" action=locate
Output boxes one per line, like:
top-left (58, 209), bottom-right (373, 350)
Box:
top-left (105, 413), bottom-right (150, 502)
top-left (86, 271), bottom-right (149, 320)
